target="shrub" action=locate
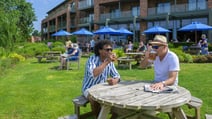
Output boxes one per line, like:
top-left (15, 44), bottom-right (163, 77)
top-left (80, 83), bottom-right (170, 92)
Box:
top-left (8, 53), bottom-right (25, 63)
top-left (172, 42), bottom-right (194, 48)
top-left (51, 42), bottom-right (65, 52)
top-left (171, 47), bottom-right (193, 63)
top-left (70, 36), bottom-right (77, 43)
top-left (183, 54), bottom-right (193, 63)
top-left (206, 55), bottom-right (212, 63)
top-left (15, 43), bottom-right (49, 57)
top-left (193, 55), bottom-right (212, 63)
top-left (113, 48), bottom-right (126, 58)
top-left (208, 43), bottom-right (212, 51)
top-left (0, 47), bottom-right (7, 57)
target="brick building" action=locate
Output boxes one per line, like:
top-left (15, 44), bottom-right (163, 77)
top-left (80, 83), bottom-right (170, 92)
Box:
top-left (41, 0), bottom-right (212, 43)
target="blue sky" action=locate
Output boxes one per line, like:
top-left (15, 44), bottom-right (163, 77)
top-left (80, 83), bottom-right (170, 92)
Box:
top-left (26, 0), bottom-right (64, 31)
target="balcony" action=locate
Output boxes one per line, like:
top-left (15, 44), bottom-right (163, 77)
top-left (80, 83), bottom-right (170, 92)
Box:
top-left (70, 6), bottom-right (76, 13)
top-left (49, 26), bottom-right (56, 32)
top-left (78, 0), bottom-right (94, 10)
top-left (99, 10), bottom-right (138, 22)
top-left (58, 22), bottom-right (66, 30)
top-left (148, 2), bottom-right (208, 16)
top-left (79, 16), bottom-right (94, 24)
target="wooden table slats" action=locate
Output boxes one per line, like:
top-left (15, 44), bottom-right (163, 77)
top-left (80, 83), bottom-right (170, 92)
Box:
top-left (88, 80), bottom-right (191, 119)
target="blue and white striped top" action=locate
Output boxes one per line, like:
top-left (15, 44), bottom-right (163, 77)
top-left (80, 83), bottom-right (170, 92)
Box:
top-left (82, 55), bottom-right (120, 93)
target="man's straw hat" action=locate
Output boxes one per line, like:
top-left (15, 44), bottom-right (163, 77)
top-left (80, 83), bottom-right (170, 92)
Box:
top-left (149, 35), bottom-right (167, 46)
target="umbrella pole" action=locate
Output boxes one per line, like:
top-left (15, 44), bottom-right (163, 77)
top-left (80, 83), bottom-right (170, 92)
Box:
top-left (195, 31), bottom-right (197, 43)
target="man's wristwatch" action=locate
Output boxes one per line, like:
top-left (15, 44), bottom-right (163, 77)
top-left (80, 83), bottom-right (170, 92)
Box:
top-left (162, 81), bottom-right (166, 87)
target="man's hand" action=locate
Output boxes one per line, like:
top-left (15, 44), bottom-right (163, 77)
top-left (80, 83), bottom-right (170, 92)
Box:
top-left (150, 82), bottom-right (164, 90)
top-left (107, 53), bottom-right (117, 62)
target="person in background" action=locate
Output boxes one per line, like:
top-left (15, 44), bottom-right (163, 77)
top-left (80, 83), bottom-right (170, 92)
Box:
top-left (186, 38), bottom-right (191, 42)
top-left (141, 35), bottom-right (180, 90)
top-left (135, 41), bottom-right (146, 65)
top-left (136, 41), bottom-right (146, 52)
top-left (47, 42), bottom-right (52, 50)
top-left (90, 37), bottom-right (95, 52)
top-left (125, 41), bottom-right (133, 52)
top-left (199, 34), bottom-right (209, 55)
top-left (58, 42), bottom-right (79, 70)
top-left (82, 40), bottom-right (120, 119)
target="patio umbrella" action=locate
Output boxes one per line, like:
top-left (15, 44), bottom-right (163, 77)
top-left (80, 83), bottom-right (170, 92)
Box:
top-left (51, 30), bottom-right (72, 36)
top-left (116, 27), bottom-right (133, 35)
top-left (143, 26), bottom-right (170, 34)
top-left (72, 28), bottom-right (93, 36)
top-left (94, 26), bottom-right (119, 35)
top-left (178, 22), bottom-right (212, 43)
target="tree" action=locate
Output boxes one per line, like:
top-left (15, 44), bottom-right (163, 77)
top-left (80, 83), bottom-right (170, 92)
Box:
top-left (32, 30), bottom-right (41, 36)
top-left (0, 0), bottom-right (36, 50)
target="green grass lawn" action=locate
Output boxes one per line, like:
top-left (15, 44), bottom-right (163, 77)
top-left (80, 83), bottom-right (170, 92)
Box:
top-left (0, 57), bottom-right (211, 119)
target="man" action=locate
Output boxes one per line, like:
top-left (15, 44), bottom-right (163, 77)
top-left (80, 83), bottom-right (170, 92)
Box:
top-left (82, 40), bottom-right (120, 118)
top-left (141, 35), bottom-right (180, 90)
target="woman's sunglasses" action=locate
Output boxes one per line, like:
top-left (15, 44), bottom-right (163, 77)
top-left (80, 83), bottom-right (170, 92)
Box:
top-left (103, 48), bottom-right (113, 52)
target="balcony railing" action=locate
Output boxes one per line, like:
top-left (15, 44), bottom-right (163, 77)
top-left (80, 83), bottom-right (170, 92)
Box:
top-left (78, 0), bottom-right (94, 10)
top-left (79, 16), bottom-right (94, 24)
top-left (99, 10), bottom-right (138, 21)
top-left (148, 2), bottom-right (208, 16)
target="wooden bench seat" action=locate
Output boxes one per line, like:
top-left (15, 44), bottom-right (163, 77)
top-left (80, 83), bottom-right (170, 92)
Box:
top-left (186, 96), bottom-right (203, 119)
top-left (72, 95), bottom-right (93, 119)
top-left (205, 114), bottom-right (212, 119)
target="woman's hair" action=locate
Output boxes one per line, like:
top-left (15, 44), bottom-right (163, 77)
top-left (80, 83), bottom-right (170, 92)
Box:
top-left (94, 40), bottom-right (113, 56)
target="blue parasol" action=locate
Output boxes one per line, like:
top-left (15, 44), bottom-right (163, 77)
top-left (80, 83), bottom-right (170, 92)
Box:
top-left (179, 22), bottom-right (212, 31)
top-left (117, 27), bottom-right (133, 35)
top-left (51, 30), bottom-right (72, 36)
top-left (72, 28), bottom-right (93, 36)
top-left (143, 26), bottom-right (170, 34)
top-left (179, 22), bottom-right (212, 43)
top-left (94, 26), bottom-right (119, 35)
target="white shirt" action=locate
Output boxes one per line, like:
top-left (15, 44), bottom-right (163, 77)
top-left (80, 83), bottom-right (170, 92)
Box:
top-left (90, 39), bottom-right (95, 48)
top-left (153, 50), bottom-right (180, 86)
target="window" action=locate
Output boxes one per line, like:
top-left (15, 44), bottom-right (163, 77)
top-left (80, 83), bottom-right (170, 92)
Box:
top-left (157, 2), bottom-right (170, 14)
top-left (132, 6), bottom-right (140, 16)
top-left (188, 0), bottom-right (206, 11)
top-left (111, 9), bottom-right (120, 18)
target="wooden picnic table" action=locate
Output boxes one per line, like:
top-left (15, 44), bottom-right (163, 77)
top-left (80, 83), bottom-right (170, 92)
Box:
top-left (88, 80), bottom-right (191, 119)
top-left (36, 51), bottom-right (61, 63)
top-left (125, 52), bottom-right (145, 64)
top-left (117, 57), bottom-right (135, 70)
top-left (125, 52), bottom-right (145, 57)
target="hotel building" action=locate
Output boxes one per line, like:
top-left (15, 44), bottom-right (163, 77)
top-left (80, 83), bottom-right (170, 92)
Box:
top-left (41, 0), bottom-right (212, 43)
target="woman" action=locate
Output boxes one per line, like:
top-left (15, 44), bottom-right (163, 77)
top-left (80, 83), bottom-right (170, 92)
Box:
top-left (58, 42), bottom-right (79, 70)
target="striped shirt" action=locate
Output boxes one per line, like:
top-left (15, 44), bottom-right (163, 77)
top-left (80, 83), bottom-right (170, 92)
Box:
top-left (82, 55), bottom-right (120, 93)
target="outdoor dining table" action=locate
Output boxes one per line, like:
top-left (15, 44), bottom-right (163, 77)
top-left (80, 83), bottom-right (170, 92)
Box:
top-left (125, 52), bottom-right (145, 58)
top-left (88, 80), bottom-right (191, 119)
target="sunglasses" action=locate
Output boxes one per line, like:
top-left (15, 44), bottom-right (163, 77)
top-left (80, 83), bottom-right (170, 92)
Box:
top-left (152, 45), bottom-right (161, 49)
top-left (103, 48), bottom-right (113, 52)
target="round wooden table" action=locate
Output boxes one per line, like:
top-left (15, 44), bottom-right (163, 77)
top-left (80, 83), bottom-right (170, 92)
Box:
top-left (88, 80), bottom-right (191, 119)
